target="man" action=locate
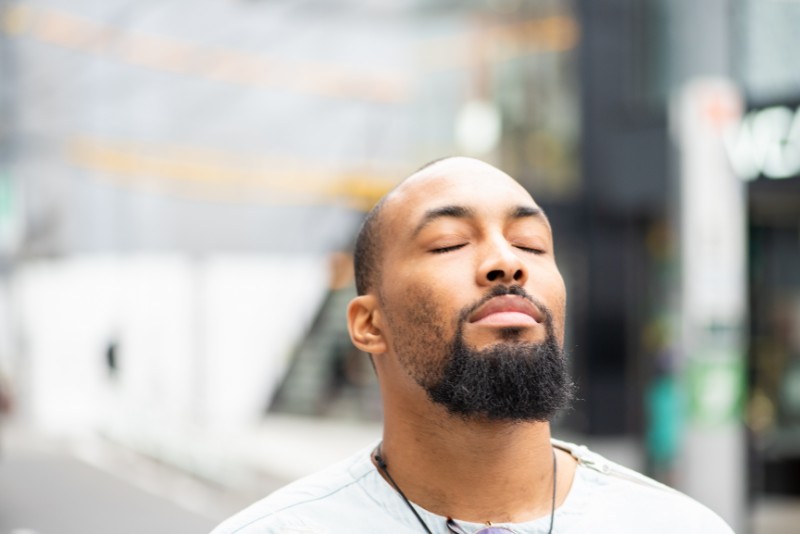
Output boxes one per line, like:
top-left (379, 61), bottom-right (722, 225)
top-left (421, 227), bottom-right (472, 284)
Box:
top-left (213, 157), bottom-right (733, 533)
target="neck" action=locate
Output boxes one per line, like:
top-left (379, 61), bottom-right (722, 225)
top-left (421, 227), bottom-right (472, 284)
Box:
top-left (378, 399), bottom-right (565, 524)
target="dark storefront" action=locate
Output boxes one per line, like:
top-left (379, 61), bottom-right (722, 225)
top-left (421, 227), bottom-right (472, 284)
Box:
top-left (741, 101), bottom-right (800, 496)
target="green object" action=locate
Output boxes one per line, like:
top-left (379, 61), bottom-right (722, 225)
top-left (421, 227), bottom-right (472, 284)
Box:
top-left (0, 170), bottom-right (12, 220)
top-left (686, 352), bottom-right (745, 426)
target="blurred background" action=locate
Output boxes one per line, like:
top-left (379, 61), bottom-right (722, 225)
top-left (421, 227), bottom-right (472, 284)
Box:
top-left (0, 0), bottom-right (798, 532)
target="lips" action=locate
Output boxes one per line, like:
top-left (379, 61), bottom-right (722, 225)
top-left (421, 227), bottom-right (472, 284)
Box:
top-left (468, 295), bottom-right (544, 326)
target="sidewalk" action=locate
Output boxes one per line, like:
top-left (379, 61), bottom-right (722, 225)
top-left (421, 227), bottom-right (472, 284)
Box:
top-left (3, 415), bottom-right (383, 523)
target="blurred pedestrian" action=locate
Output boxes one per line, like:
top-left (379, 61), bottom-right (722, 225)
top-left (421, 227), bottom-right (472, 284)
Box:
top-left (0, 369), bottom-right (12, 457)
top-left (213, 157), bottom-right (732, 533)
top-left (0, 373), bottom-right (10, 415)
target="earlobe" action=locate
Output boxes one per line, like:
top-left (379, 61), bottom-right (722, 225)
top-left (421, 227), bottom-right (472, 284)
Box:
top-left (347, 295), bottom-right (387, 355)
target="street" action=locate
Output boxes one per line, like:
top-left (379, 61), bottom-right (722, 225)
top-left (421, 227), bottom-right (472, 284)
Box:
top-left (0, 450), bottom-right (216, 534)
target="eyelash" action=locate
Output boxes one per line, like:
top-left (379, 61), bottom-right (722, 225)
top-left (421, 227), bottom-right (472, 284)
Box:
top-left (515, 245), bottom-right (545, 254)
top-left (431, 244), bottom-right (544, 255)
top-left (431, 244), bottom-right (466, 254)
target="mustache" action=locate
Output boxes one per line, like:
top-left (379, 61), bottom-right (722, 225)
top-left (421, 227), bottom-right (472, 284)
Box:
top-left (458, 284), bottom-right (552, 325)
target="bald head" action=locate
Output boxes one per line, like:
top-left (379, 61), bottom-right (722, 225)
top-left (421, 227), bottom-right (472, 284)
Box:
top-left (352, 157), bottom-right (542, 296)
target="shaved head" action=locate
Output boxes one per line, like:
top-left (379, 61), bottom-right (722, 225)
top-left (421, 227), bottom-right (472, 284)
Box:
top-left (353, 157), bottom-right (523, 296)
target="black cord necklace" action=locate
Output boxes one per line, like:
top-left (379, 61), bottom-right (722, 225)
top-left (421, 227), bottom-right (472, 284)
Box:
top-left (373, 444), bottom-right (557, 534)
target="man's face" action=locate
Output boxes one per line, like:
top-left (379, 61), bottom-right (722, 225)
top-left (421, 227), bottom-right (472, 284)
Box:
top-left (375, 158), bottom-right (572, 421)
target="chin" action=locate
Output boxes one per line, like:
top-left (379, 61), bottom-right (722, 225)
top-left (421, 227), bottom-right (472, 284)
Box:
top-left (497, 327), bottom-right (525, 340)
top-left (494, 327), bottom-right (551, 346)
top-left (466, 327), bottom-right (544, 348)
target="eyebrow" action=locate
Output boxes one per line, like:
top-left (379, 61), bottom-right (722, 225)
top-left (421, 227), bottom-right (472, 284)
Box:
top-left (412, 205), bottom-right (475, 237)
top-left (511, 205), bottom-right (545, 220)
top-left (411, 204), bottom-right (548, 237)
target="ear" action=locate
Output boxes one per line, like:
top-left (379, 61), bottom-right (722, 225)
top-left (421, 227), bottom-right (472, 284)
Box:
top-left (347, 295), bottom-right (387, 355)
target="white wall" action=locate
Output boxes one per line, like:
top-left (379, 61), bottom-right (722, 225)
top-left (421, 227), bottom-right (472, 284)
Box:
top-left (0, 279), bottom-right (14, 389)
top-left (12, 254), bottom-right (329, 439)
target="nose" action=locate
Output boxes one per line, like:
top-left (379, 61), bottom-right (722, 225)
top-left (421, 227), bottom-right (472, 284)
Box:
top-left (476, 236), bottom-right (528, 286)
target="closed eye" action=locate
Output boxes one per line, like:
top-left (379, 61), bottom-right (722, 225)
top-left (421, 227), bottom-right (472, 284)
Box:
top-left (514, 244), bottom-right (546, 254)
top-left (431, 244), bottom-right (466, 254)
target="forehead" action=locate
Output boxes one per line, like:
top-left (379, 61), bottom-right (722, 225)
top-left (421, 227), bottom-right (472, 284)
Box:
top-left (382, 159), bottom-right (541, 233)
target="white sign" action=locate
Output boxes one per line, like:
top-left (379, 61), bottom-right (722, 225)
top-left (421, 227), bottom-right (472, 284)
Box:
top-left (724, 104), bottom-right (800, 181)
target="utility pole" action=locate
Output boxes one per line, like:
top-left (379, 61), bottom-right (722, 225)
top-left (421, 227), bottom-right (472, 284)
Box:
top-left (672, 78), bottom-right (747, 533)
top-left (660, 2), bottom-right (747, 530)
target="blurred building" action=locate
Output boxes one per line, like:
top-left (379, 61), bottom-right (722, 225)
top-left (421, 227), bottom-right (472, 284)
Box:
top-left (575, 0), bottom-right (800, 528)
top-left (734, 0), bottom-right (800, 499)
top-left (0, 0), bottom-right (579, 443)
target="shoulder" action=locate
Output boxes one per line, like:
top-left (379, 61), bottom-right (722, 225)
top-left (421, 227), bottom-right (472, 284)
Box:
top-left (553, 439), bottom-right (734, 534)
top-left (211, 446), bottom-right (378, 534)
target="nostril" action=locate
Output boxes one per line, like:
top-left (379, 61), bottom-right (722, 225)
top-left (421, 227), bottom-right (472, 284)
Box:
top-left (513, 269), bottom-right (523, 281)
top-left (487, 270), bottom-right (503, 282)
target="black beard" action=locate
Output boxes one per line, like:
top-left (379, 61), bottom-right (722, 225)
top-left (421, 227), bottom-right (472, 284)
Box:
top-left (424, 289), bottom-right (575, 422)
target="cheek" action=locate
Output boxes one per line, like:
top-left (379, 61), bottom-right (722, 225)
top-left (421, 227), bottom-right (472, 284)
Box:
top-left (554, 291), bottom-right (568, 343)
top-left (401, 283), bottom-right (445, 327)
top-left (382, 263), bottom-right (450, 313)
top-left (381, 276), bottom-right (442, 333)
top-left (541, 268), bottom-right (567, 340)
top-left (380, 280), bottom-right (454, 380)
